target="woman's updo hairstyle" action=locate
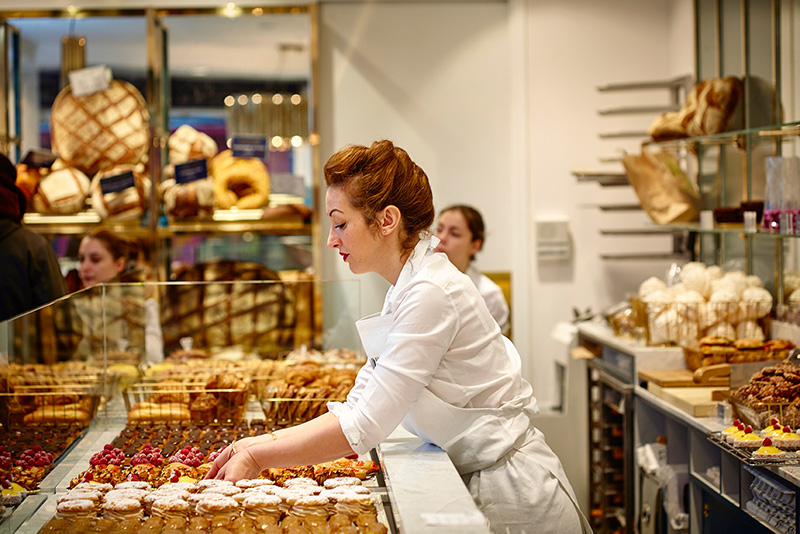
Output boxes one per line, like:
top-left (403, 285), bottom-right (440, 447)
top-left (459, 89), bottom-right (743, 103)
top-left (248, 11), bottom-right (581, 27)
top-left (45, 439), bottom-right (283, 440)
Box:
top-left (324, 140), bottom-right (435, 253)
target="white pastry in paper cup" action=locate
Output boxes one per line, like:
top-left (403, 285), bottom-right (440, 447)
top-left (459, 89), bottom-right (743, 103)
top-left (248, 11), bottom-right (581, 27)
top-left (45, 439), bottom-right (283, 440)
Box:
top-left (745, 275), bottom-right (764, 288)
top-left (706, 289), bottom-right (739, 324)
top-left (705, 321), bottom-right (736, 340)
top-left (735, 320), bottom-right (765, 341)
top-left (638, 277), bottom-right (668, 300)
top-left (648, 309), bottom-right (679, 345)
top-left (707, 265), bottom-right (724, 281)
top-left (720, 271), bottom-right (748, 297)
top-left (680, 262), bottom-right (712, 298)
top-left (674, 290), bottom-right (705, 322)
top-left (642, 289), bottom-right (673, 318)
top-left (676, 320), bottom-right (700, 348)
top-left (740, 286), bottom-right (773, 320)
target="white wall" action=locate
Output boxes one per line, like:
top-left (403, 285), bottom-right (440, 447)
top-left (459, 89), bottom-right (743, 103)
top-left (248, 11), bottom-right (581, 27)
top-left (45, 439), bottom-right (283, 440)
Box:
top-left (317, 2), bottom-right (512, 317)
top-left (317, 0), bottom-right (694, 515)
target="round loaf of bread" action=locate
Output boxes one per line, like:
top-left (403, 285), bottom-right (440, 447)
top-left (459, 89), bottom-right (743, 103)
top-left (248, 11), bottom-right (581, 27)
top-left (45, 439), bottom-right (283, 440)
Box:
top-left (91, 164), bottom-right (150, 220)
top-left (31, 167), bottom-right (90, 214)
top-left (50, 79), bottom-right (150, 176)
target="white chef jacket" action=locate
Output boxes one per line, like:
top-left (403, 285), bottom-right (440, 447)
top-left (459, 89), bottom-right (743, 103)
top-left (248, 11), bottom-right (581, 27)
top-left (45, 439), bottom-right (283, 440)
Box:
top-left (328, 237), bottom-right (589, 534)
top-left (466, 265), bottom-right (510, 335)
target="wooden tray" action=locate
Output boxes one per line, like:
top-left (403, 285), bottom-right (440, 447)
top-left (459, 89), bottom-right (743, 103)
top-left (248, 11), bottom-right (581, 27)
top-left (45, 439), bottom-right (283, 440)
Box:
top-left (638, 368), bottom-right (728, 387)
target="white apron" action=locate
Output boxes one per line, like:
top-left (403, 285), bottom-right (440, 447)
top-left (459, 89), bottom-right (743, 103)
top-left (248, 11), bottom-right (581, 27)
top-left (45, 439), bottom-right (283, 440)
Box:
top-left (356, 312), bottom-right (592, 534)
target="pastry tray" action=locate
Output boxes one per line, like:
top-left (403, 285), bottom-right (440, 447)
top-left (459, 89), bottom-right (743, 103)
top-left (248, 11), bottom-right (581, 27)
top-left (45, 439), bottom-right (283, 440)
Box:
top-left (707, 431), bottom-right (800, 466)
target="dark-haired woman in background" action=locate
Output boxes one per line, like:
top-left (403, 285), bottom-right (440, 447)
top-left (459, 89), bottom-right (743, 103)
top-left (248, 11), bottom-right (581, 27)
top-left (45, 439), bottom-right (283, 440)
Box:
top-left (435, 204), bottom-right (510, 334)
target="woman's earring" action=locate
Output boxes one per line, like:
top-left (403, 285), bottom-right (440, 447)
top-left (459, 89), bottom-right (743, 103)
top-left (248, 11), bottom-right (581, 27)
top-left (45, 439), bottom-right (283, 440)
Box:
top-left (383, 230), bottom-right (387, 234)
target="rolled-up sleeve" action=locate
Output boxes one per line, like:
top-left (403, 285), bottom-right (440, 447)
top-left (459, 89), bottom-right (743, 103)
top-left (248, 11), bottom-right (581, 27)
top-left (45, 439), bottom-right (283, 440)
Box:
top-left (328, 281), bottom-right (459, 454)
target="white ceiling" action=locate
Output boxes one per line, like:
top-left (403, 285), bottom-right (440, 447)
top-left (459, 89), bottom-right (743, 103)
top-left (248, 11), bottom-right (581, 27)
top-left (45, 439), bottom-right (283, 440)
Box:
top-left (11, 13), bottom-right (312, 79)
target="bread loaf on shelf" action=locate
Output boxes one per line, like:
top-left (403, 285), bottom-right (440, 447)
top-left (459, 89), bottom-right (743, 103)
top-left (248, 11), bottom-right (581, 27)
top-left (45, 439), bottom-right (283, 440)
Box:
top-left (90, 164), bottom-right (150, 220)
top-left (50, 79), bottom-right (150, 176)
top-left (32, 167), bottom-right (91, 215)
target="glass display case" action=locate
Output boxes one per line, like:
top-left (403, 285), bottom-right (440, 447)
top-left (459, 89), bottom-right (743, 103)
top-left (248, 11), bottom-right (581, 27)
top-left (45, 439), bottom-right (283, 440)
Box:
top-left (0, 5), bottom-right (321, 283)
top-left (0, 277), bottom-right (362, 531)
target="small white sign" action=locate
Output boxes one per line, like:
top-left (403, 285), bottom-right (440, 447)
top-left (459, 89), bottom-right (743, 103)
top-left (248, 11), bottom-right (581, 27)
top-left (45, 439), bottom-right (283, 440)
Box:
top-left (69, 65), bottom-right (112, 97)
top-left (421, 512), bottom-right (486, 526)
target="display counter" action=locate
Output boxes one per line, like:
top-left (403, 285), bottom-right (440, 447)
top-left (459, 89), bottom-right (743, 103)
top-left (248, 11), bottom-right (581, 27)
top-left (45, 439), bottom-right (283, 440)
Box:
top-left (578, 321), bottom-right (800, 534)
top-left (10, 422), bottom-right (488, 534)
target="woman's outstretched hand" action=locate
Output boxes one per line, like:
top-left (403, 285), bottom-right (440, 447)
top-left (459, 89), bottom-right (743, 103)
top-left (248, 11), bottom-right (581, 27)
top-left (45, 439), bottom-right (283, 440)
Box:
top-left (204, 438), bottom-right (262, 481)
top-left (210, 448), bottom-right (262, 481)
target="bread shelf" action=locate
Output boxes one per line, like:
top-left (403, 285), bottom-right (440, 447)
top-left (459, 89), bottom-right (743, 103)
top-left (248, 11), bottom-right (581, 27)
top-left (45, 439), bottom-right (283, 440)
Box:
top-left (22, 210), bottom-right (311, 237)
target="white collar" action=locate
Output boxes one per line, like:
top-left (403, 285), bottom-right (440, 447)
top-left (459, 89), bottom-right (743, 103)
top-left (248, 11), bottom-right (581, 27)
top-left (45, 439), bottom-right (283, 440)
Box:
top-left (384, 235), bottom-right (436, 310)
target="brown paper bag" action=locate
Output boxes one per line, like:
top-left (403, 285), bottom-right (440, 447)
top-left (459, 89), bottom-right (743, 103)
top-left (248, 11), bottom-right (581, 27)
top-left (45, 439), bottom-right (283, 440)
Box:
top-left (622, 148), bottom-right (700, 225)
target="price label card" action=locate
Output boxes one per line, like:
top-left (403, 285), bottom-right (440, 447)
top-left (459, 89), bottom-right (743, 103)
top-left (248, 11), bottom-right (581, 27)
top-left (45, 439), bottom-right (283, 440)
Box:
top-left (68, 65), bottom-right (112, 97)
top-left (174, 159), bottom-right (208, 184)
top-left (20, 149), bottom-right (58, 169)
top-left (100, 171), bottom-right (136, 195)
top-left (231, 137), bottom-right (267, 159)
top-left (421, 512), bottom-right (486, 526)
top-left (269, 173), bottom-right (306, 197)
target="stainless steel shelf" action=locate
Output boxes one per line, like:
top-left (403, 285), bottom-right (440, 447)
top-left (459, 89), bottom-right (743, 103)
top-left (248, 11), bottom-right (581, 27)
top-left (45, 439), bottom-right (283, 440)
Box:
top-left (598, 104), bottom-right (680, 116)
top-left (572, 170), bottom-right (629, 187)
top-left (599, 228), bottom-right (680, 236)
top-left (596, 75), bottom-right (693, 92)
top-left (599, 130), bottom-right (650, 139)
top-left (598, 204), bottom-right (643, 211)
top-left (600, 252), bottom-right (691, 261)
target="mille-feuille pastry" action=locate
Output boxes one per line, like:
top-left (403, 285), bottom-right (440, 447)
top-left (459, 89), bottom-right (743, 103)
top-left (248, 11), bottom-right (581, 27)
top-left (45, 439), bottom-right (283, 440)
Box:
top-left (196, 479), bottom-right (234, 491)
top-left (235, 478), bottom-right (275, 490)
top-left (114, 480), bottom-right (153, 491)
top-left (242, 493), bottom-right (282, 521)
top-left (151, 496), bottom-right (191, 521)
top-left (202, 484), bottom-right (242, 498)
top-left (290, 495), bottom-right (331, 518)
top-left (333, 492), bottom-right (376, 516)
top-left (284, 477), bottom-right (319, 489)
top-left (71, 482), bottom-right (114, 494)
top-left (56, 498), bottom-right (98, 520)
top-left (57, 489), bottom-right (103, 507)
top-left (101, 496), bottom-right (143, 521)
top-left (195, 494), bottom-right (239, 520)
top-left (104, 488), bottom-right (150, 504)
top-left (323, 477), bottom-right (362, 490)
